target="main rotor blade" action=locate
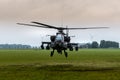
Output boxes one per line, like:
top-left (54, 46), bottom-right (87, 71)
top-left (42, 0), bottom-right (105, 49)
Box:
top-left (17, 22), bottom-right (109, 30)
top-left (31, 21), bottom-right (58, 29)
top-left (17, 23), bottom-right (49, 28)
top-left (66, 27), bottom-right (109, 30)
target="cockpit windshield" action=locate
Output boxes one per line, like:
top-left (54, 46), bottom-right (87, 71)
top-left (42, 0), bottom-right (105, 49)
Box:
top-left (55, 34), bottom-right (63, 41)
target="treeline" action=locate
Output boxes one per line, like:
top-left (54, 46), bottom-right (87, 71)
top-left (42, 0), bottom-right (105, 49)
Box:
top-left (100, 40), bottom-right (119, 48)
top-left (0, 44), bottom-right (32, 49)
top-left (85, 40), bottom-right (119, 48)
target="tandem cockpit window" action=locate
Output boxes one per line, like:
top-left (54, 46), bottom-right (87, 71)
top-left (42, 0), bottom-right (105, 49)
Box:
top-left (55, 34), bottom-right (63, 41)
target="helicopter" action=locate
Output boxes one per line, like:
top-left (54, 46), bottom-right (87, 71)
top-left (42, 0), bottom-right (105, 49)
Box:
top-left (17, 22), bottom-right (108, 57)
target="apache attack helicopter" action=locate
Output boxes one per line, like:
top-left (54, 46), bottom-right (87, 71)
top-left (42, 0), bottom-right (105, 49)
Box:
top-left (17, 22), bottom-right (108, 57)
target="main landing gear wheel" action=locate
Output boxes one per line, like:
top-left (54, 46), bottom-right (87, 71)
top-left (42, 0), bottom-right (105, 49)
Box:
top-left (50, 51), bottom-right (54, 57)
top-left (64, 52), bottom-right (68, 58)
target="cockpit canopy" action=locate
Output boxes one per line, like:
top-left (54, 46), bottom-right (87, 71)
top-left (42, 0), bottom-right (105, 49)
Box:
top-left (55, 34), bottom-right (64, 42)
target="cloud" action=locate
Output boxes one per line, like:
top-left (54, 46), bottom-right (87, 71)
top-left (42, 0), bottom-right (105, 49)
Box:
top-left (0, 0), bottom-right (120, 46)
top-left (0, 0), bottom-right (120, 25)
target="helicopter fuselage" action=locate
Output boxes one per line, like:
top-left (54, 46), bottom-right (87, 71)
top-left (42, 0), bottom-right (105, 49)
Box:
top-left (17, 21), bottom-right (108, 57)
top-left (51, 33), bottom-right (67, 53)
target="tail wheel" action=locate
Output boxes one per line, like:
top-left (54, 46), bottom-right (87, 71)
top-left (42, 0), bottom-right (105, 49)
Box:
top-left (50, 51), bottom-right (54, 57)
top-left (64, 52), bottom-right (68, 58)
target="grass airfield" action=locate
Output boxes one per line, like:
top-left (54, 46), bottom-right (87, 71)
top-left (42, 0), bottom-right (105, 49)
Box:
top-left (0, 49), bottom-right (120, 80)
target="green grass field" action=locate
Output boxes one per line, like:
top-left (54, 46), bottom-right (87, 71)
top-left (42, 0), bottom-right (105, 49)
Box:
top-left (0, 49), bottom-right (120, 80)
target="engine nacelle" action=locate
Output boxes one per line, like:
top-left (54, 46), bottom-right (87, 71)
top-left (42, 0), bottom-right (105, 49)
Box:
top-left (50, 36), bottom-right (56, 42)
top-left (64, 36), bottom-right (70, 42)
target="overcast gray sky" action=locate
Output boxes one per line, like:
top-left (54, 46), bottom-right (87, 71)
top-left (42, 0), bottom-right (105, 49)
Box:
top-left (0, 0), bottom-right (120, 46)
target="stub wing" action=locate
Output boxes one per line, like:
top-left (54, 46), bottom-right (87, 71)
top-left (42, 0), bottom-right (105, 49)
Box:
top-left (41, 42), bottom-right (51, 50)
top-left (69, 43), bottom-right (78, 46)
top-left (42, 42), bottom-right (51, 45)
